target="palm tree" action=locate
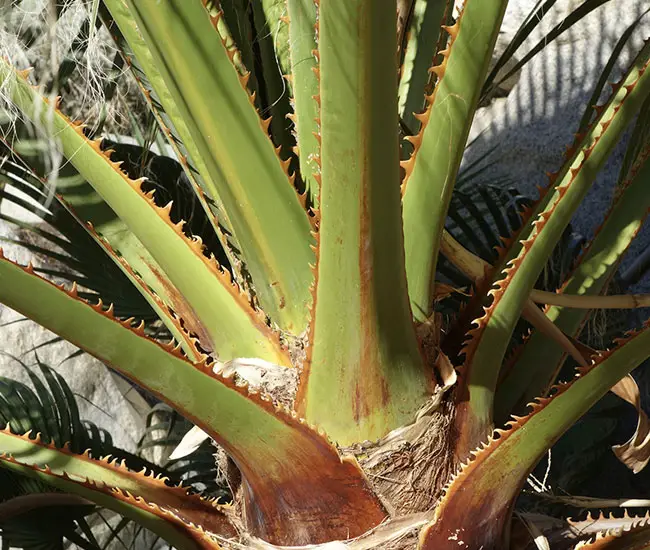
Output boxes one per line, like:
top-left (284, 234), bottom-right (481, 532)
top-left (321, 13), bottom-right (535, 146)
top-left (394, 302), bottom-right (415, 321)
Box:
top-left (0, 0), bottom-right (650, 548)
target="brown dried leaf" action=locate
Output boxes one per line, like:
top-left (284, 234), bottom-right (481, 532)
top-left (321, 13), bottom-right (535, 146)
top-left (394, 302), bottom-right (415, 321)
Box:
top-left (611, 375), bottom-right (650, 473)
top-left (435, 351), bottom-right (458, 390)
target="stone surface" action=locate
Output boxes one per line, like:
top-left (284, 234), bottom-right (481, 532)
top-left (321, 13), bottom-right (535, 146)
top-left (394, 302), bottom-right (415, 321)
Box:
top-left (0, 306), bottom-right (148, 452)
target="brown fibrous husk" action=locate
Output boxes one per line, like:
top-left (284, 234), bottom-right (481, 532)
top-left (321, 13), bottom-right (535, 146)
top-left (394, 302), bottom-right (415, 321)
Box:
top-left (351, 391), bottom-right (455, 517)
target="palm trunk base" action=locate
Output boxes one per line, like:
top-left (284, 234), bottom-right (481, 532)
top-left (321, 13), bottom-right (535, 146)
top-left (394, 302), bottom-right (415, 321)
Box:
top-left (354, 392), bottom-right (455, 516)
top-left (218, 383), bottom-right (455, 547)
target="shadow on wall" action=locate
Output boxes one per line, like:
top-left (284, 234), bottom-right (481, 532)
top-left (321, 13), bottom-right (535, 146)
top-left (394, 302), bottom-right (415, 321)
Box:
top-left (463, 0), bottom-right (650, 280)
